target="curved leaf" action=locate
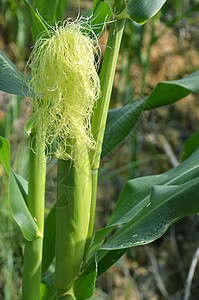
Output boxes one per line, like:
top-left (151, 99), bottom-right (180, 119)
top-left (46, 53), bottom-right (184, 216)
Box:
top-left (144, 70), bottom-right (199, 110)
top-left (81, 149), bottom-right (199, 278)
top-left (89, 147), bottom-right (199, 254)
top-left (117, 0), bottom-right (167, 24)
top-left (102, 177), bottom-right (199, 250)
top-left (0, 50), bottom-right (29, 96)
top-left (102, 71), bottom-right (199, 158)
top-left (9, 170), bottom-right (40, 241)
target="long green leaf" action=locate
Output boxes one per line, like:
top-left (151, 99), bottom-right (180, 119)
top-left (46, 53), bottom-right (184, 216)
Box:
top-left (102, 71), bottom-right (199, 158)
top-left (0, 50), bottom-right (29, 96)
top-left (89, 147), bottom-right (199, 254)
top-left (0, 137), bottom-right (35, 240)
top-left (0, 136), bottom-right (10, 176)
top-left (9, 170), bottom-right (40, 241)
top-left (102, 177), bottom-right (199, 250)
top-left (116, 0), bottom-right (167, 24)
top-left (82, 148), bottom-right (199, 277)
top-left (144, 70), bottom-right (199, 110)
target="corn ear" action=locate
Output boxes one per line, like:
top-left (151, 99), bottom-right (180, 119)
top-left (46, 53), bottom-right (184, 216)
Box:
top-left (55, 141), bottom-right (91, 290)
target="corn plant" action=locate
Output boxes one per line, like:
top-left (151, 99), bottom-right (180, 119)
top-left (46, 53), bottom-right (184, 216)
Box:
top-left (1, 0), bottom-right (199, 299)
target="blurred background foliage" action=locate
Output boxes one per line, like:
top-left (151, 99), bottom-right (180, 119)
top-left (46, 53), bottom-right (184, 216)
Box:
top-left (0, 0), bottom-right (199, 299)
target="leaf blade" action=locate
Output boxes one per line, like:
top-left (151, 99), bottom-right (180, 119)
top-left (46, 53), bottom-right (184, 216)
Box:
top-left (0, 50), bottom-right (29, 96)
top-left (102, 178), bottom-right (199, 250)
top-left (89, 148), bottom-right (199, 254)
top-left (9, 170), bottom-right (39, 241)
top-left (145, 71), bottom-right (199, 110)
top-left (102, 71), bottom-right (199, 158)
top-left (117, 0), bottom-right (167, 24)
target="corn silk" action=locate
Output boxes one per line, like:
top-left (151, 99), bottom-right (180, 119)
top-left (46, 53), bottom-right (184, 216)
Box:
top-left (26, 19), bottom-right (101, 160)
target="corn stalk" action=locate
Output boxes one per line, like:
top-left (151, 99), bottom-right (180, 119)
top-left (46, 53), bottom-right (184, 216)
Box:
top-left (22, 131), bottom-right (46, 300)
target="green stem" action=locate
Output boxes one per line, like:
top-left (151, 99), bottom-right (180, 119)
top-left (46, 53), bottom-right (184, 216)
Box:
top-left (86, 19), bottom-right (126, 248)
top-left (90, 18), bottom-right (126, 169)
top-left (22, 132), bottom-right (46, 300)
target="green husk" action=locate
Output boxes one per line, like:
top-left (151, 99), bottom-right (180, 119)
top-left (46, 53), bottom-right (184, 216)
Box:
top-left (55, 141), bottom-right (91, 290)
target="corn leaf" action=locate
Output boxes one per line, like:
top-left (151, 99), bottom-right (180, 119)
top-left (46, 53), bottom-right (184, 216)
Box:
top-left (0, 50), bottom-right (29, 96)
top-left (24, 0), bottom-right (50, 43)
top-left (144, 70), bottom-right (199, 110)
top-left (102, 177), bottom-right (199, 250)
top-left (33, 0), bottom-right (59, 25)
top-left (9, 170), bottom-right (39, 241)
top-left (116, 0), bottom-right (167, 24)
top-left (102, 71), bottom-right (199, 158)
top-left (87, 148), bottom-right (199, 274)
top-left (0, 136), bottom-right (10, 176)
top-left (96, 176), bottom-right (199, 274)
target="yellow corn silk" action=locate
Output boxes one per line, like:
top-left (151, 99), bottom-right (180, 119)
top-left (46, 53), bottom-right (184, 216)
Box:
top-left (27, 19), bottom-right (100, 159)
